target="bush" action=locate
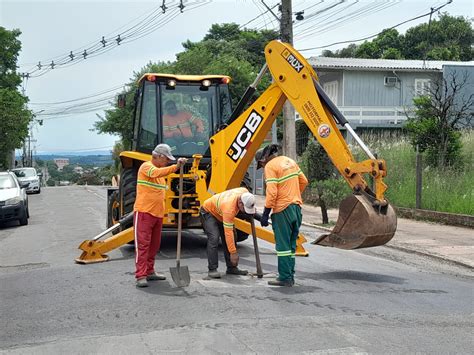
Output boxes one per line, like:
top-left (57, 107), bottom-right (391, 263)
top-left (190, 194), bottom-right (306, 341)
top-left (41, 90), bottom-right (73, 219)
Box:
top-left (312, 178), bottom-right (351, 208)
top-left (300, 139), bottom-right (334, 181)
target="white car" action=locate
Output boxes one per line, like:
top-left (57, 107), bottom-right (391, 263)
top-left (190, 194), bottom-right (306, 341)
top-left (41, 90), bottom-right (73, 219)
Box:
top-left (0, 171), bottom-right (29, 226)
top-left (12, 167), bottom-right (41, 194)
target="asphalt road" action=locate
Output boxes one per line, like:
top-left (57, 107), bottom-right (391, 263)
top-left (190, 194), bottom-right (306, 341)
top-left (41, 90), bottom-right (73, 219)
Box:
top-left (0, 186), bottom-right (472, 354)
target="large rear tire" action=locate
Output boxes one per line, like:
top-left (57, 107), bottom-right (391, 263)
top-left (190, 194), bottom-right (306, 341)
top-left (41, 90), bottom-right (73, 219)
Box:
top-left (119, 167), bottom-right (137, 230)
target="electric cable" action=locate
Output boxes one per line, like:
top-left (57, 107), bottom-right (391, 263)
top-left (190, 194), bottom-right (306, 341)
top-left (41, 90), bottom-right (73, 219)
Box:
top-left (297, 0), bottom-right (453, 52)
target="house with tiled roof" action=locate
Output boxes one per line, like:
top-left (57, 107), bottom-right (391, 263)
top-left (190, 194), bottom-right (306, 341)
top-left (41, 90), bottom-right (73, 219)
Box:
top-left (307, 57), bottom-right (474, 128)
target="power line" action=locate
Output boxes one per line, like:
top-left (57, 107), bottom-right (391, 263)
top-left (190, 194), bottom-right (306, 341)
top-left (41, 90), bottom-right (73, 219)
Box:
top-left (29, 84), bottom-right (127, 106)
top-left (19, 1), bottom-right (210, 79)
top-left (297, 0), bottom-right (453, 52)
top-left (295, 1), bottom-right (400, 41)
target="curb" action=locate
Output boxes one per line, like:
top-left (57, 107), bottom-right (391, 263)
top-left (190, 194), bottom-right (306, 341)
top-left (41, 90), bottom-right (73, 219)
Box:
top-left (301, 221), bottom-right (473, 270)
top-left (301, 221), bottom-right (332, 232)
top-left (384, 244), bottom-right (474, 270)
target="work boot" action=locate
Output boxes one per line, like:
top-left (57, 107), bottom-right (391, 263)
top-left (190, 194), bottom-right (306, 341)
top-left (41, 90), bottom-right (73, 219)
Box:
top-left (136, 278), bottom-right (148, 288)
top-left (268, 279), bottom-right (294, 287)
top-left (226, 267), bottom-right (248, 276)
top-left (147, 272), bottom-right (166, 281)
top-left (208, 269), bottom-right (221, 279)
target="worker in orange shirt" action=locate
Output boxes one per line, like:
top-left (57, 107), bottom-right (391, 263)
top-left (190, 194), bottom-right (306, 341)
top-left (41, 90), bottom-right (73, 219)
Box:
top-left (255, 144), bottom-right (308, 287)
top-left (200, 187), bottom-right (256, 279)
top-left (163, 100), bottom-right (205, 153)
top-left (134, 143), bottom-right (187, 288)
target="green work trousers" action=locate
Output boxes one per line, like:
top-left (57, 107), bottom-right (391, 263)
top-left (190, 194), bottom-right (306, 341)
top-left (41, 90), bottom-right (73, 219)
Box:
top-left (271, 204), bottom-right (302, 281)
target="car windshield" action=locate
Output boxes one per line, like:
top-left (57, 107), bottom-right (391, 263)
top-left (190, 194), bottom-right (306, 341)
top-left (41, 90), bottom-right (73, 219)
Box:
top-left (13, 168), bottom-right (36, 178)
top-left (0, 175), bottom-right (16, 189)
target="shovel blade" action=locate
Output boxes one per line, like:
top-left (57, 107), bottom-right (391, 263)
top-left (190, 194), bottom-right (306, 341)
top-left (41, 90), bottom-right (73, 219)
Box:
top-left (170, 265), bottom-right (190, 287)
top-left (316, 194), bottom-right (397, 249)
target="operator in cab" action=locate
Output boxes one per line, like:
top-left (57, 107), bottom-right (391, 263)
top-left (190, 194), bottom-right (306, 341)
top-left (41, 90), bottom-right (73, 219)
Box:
top-left (200, 188), bottom-right (256, 279)
top-left (133, 144), bottom-right (187, 288)
top-left (162, 100), bottom-right (206, 154)
top-left (255, 144), bottom-right (308, 287)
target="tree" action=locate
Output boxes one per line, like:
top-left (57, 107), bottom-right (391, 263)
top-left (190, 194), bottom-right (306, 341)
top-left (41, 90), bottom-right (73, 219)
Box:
top-left (406, 70), bottom-right (473, 168)
top-left (322, 14), bottom-right (473, 61)
top-left (356, 29), bottom-right (403, 59)
top-left (0, 27), bottom-right (31, 169)
top-left (403, 13), bottom-right (473, 61)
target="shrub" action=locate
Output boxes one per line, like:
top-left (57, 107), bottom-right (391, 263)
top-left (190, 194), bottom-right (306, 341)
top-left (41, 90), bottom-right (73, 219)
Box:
top-left (300, 139), bottom-right (334, 181)
top-left (312, 178), bottom-right (352, 208)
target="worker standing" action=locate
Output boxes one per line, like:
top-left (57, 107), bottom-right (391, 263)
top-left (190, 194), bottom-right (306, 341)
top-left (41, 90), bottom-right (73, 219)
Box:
top-left (255, 144), bottom-right (308, 287)
top-left (134, 144), bottom-right (187, 288)
top-left (200, 187), bottom-right (256, 279)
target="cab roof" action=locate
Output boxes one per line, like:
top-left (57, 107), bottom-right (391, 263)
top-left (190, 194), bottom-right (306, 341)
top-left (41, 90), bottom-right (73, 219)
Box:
top-left (138, 73), bottom-right (231, 84)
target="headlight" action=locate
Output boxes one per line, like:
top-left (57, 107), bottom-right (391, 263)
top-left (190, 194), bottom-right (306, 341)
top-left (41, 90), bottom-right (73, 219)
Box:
top-left (5, 197), bottom-right (22, 206)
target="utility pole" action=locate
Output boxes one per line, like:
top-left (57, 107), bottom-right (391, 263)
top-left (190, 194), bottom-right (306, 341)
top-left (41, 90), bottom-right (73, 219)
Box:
top-left (280, 0), bottom-right (297, 160)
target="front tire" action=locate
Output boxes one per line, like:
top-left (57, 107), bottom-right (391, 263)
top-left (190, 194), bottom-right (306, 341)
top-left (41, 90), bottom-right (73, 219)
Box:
top-left (19, 207), bottom-right (28, 226)
top-left (107, 190), bottom-right (121, 234)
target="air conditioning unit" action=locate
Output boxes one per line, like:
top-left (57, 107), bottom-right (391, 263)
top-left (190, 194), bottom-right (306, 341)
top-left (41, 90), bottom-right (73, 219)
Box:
top-left (384, 76), bottom-right (398, 86)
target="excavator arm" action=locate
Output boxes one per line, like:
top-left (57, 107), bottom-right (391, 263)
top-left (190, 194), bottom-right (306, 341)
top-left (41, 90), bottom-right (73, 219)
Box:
top-left (209, 40), bottom-right (397, 249)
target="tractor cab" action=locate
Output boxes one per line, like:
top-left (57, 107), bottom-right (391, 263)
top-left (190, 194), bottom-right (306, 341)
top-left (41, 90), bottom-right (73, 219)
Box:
top-left (132, 73), bottom-right (233, 157)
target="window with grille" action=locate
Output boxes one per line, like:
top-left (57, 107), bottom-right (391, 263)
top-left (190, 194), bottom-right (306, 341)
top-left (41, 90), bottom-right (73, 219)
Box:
top-left (415, 79), bottom-right (431, 96)
top-left (323, 81), bottom-right (338, 104)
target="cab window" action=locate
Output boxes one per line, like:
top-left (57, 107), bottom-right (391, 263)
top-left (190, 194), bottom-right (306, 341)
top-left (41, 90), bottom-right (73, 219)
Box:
top-left (138, 81), bottom-right (158, 151)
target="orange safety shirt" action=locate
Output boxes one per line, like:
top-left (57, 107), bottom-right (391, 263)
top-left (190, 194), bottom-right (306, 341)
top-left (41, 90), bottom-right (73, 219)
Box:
top-left (163, 112), bottom-right (204, 139)
top-left (264, 156), bottom-right (308, 213)
top-left (202, 187), bottom-right (249, 254)
top-left (133, 161), bottom-right (177, 218)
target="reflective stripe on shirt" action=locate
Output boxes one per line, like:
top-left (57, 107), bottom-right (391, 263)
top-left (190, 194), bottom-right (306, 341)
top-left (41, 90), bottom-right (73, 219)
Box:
top-left (137, 180), bottom-right (168, 190)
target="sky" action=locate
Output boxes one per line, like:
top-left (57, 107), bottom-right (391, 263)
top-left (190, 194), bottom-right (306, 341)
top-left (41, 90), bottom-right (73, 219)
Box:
top-left (1, 0), bottom-right (472, 154)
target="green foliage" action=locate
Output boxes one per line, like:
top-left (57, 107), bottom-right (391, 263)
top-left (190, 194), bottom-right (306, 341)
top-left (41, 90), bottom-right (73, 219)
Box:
top-left (404, 13), bottom-right (473, 61)
top-left (311, 178), bottom-right (351, 209)
top-left (308, 131), bottom-right (473, 214)
top-left (324, 14), bottom-right (473, 61)
top-left (0, 27), bottom-right (22, 89)
top-left (378, 133), bottom-right (473, 214)
top-left (406, 83), bottom-right (467, 168)
top-left (0, 27), bottom-right (32, 169)
top-left (300, 139), bottom-right (334, 181)
top-left (295, 120), bottom-right (310, 156)
top-left (322, 44), bottom-right (358, 58)
top-left (76, 173), bottom-right (102, 185)
top-left (46, 179), bottom-right (55, 187)
top-left (356, 29), bottom-right (402, 59)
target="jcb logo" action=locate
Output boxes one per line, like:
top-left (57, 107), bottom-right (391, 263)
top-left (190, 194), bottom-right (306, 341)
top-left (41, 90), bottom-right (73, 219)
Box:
top-left (227, 110), bottom-right (262, 162)
top-left (282, 49), bottom-right (303, 73)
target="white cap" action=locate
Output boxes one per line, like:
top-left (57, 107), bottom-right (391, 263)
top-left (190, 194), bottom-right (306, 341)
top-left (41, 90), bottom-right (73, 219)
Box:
top-left (152, 144), bottom-right (175, 161)
top-left (240, 192), bottom-right (256, 214)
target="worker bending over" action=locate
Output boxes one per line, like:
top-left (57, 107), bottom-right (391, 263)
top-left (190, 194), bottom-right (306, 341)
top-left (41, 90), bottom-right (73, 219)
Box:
top-left (255, 144), bottom-right (308, 287)
top-left (133, 144), bottom-right (187, 288)
top-left (200, 187), bottom-right (256, 279)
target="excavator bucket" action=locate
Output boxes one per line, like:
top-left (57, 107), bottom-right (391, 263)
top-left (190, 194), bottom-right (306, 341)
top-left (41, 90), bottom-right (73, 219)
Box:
top-left (315, 194), bottom-right (397, 249)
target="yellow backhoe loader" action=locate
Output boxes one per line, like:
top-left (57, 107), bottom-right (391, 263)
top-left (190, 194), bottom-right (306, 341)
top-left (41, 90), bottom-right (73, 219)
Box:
top-left (76, 40), bottom-right (397, 264)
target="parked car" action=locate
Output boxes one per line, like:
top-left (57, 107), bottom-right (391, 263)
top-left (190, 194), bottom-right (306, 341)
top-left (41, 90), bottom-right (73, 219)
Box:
top-left (12, 167), bottom-right (41, 194)
top-left (0, 171), bottom-right (29, 226)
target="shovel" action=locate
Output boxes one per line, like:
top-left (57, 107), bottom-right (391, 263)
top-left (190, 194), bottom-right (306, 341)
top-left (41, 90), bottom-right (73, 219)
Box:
top-left (170, 165), bottom-right (190, 287)
top-left (249, 216), bottom-right (263, 278)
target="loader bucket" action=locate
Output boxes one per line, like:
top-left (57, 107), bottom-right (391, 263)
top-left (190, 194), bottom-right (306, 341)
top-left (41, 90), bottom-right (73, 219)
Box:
top-left (314, 194), bottom-right (397, 249)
